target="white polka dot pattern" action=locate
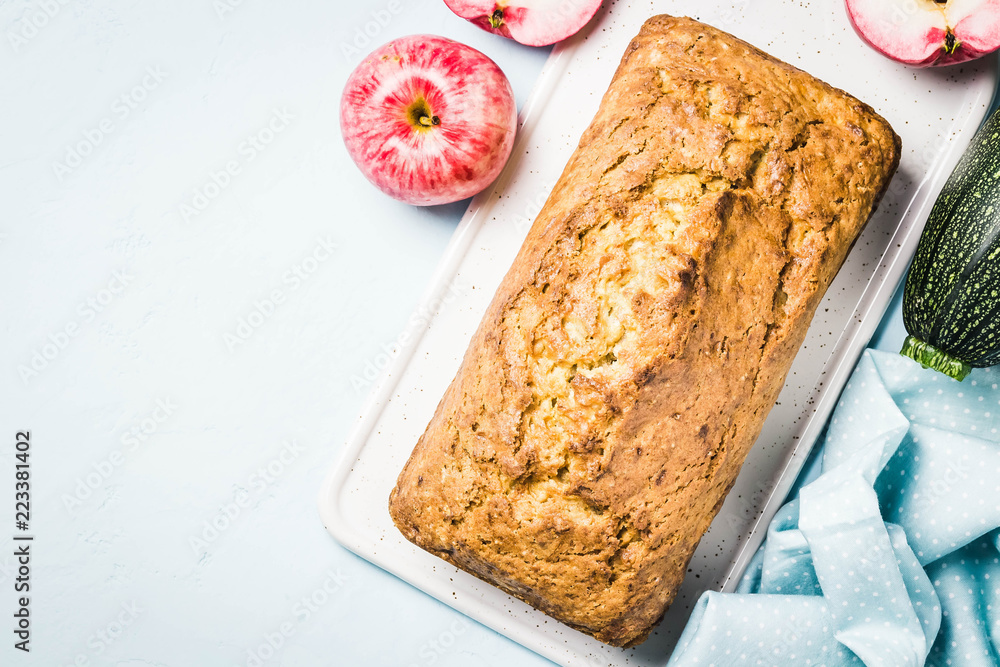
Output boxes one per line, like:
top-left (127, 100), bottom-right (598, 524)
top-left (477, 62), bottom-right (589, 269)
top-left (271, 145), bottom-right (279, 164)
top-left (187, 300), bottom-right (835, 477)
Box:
top-left (668, 350), bottom-right (1000, 666)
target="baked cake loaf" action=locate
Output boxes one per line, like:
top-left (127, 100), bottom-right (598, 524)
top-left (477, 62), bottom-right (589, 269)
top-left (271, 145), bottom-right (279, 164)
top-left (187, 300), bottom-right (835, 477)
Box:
top-left (389, 15), bottom-right (900, 647)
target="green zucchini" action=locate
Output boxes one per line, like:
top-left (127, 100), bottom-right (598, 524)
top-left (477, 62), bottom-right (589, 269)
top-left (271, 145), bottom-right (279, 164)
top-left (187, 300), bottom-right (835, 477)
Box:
top-left (902, 108), bottom-right (1000, 381)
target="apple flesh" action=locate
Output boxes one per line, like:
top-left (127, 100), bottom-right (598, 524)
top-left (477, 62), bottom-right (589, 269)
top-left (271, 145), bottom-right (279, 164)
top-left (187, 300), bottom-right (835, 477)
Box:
top-left (445, 0), bottom-right (603, 46)
top-left (340, 35), bottom-right (517, 206)
top-left (846, 0), bottom-right (1000, 66)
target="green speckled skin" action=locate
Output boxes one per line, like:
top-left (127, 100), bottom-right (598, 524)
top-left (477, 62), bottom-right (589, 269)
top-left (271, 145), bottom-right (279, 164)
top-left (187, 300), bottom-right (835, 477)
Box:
top-left (903, 109), bottom-right (1000, 368)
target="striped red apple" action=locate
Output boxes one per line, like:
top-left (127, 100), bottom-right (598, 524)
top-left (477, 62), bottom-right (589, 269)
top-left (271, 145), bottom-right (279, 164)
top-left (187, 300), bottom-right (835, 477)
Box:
top-left (340, 35), bottom-right (517, 206)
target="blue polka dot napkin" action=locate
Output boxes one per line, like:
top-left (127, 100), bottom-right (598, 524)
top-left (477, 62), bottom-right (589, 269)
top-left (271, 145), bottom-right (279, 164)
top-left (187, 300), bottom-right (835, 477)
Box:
top-left (668, 349), bottom-right (1000, 666)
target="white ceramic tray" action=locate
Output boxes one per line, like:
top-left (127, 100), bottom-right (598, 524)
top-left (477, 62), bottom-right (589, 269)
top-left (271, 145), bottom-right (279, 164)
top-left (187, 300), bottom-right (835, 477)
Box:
top-left (319, 1), bottom-right (997, 664)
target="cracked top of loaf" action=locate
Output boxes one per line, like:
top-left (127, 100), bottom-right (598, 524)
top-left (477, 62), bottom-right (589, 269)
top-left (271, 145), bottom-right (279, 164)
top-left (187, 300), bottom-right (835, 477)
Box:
top-left (389, 15), bottom-right (900, 647)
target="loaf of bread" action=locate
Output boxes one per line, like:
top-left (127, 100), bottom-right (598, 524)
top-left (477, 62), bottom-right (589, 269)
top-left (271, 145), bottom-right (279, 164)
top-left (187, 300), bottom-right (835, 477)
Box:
top-left (389, 15), bottom-right (900, 647)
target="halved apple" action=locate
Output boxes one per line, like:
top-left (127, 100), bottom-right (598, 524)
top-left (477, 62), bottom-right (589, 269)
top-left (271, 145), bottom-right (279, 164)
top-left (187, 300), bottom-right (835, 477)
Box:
top-left (846, 0), bottom-right (1000, 67)
top-left (444, 0), bottom-right (603, 46)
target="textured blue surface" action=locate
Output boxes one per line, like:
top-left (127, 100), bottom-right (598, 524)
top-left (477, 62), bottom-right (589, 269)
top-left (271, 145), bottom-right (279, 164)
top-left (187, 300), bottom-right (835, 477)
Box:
top-left (1, 0), bottom-right (996, 664)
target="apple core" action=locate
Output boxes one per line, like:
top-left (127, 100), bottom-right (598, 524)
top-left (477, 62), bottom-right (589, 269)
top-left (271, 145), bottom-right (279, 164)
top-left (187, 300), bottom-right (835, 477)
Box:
top-left (406, 98), bottom-right (441, 130)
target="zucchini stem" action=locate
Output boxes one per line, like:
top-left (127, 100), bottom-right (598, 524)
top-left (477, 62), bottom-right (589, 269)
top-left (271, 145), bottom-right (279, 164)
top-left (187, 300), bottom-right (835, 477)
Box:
top-left (900, 335), bottom-right (971, 381)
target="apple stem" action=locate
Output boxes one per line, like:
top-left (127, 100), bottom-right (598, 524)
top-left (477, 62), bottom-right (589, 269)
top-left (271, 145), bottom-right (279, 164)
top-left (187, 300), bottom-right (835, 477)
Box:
top-left (406, 97), bottom-right (441, 129)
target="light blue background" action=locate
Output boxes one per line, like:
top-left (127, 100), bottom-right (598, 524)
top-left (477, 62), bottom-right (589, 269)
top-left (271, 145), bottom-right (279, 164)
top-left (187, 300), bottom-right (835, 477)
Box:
top-left (0, 0), bottom-right (995, 665)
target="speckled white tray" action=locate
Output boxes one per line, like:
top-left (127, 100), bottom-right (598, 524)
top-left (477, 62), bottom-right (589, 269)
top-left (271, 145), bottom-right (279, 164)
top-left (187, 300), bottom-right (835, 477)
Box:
top-left (319, 1), bottom-right (997, 665)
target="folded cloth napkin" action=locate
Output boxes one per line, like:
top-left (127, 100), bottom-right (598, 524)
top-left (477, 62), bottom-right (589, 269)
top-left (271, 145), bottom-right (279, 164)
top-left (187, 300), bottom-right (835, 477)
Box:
top-left (668, 349), bottom-right (1000, 666)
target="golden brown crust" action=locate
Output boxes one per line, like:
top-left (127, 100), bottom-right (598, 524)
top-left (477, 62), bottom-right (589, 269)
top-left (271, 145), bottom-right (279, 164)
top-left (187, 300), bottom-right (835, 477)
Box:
top-left (389, 15), bottom-right (900, 647)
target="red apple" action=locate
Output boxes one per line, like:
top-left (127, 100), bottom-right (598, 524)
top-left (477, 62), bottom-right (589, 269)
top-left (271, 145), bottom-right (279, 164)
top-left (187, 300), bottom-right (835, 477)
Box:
top-left (340, 35), bottom-right (517, 206)
top-left (445, 0), bottom-right (603, 46)
top-left (846, 0), bottom-right (1000, 66)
